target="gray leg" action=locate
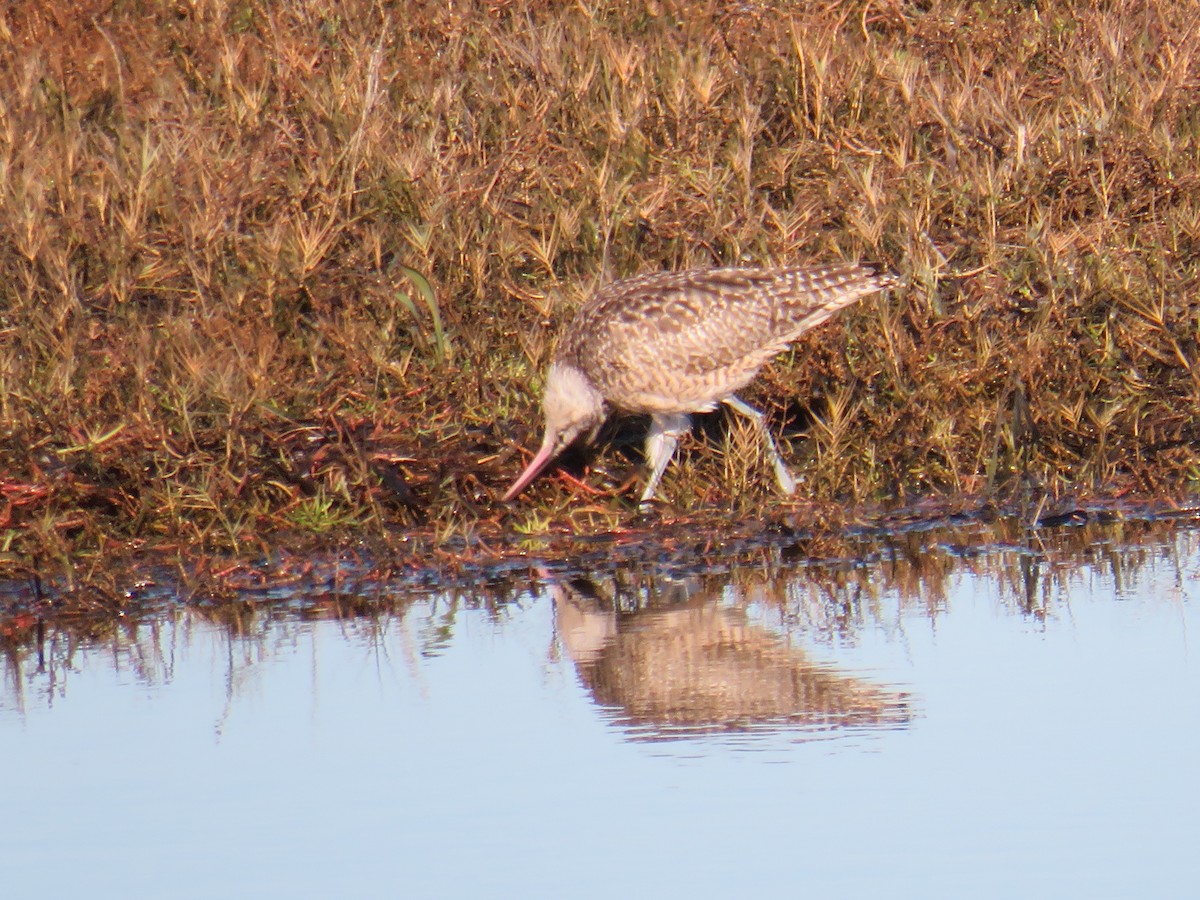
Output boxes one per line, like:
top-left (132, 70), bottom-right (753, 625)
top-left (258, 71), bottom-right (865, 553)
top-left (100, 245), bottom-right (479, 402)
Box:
top-left (722, 395), bottom-right (797, 495)
top-left (640, 412), bottom-right (691, 508)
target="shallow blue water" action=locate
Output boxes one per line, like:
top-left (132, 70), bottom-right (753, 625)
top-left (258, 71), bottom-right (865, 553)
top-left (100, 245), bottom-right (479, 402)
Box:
top-left (3, 529), bottom-right (1199, 898)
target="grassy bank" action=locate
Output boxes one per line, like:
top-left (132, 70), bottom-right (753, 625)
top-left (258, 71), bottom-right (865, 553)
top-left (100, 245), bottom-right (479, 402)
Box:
top-left (3, 0), bottom-right (1200, 569)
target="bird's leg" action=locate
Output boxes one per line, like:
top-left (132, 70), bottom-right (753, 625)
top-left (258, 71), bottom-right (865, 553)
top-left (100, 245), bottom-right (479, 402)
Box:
top-left (640, 412), bottom-right (691, 508)
top-left (722, 395), bottom-right (797, 495)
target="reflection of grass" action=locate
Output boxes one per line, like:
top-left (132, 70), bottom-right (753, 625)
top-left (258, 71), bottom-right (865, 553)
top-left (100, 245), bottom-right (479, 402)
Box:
top-left (2, 1), bottom-right (1200, 569)
top-left (2, 511), bottom-right (1193, 643)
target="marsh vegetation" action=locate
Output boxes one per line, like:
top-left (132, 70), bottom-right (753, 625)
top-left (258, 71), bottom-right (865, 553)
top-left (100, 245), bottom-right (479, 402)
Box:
top-left (3, 1), bottom-right (1200, 594)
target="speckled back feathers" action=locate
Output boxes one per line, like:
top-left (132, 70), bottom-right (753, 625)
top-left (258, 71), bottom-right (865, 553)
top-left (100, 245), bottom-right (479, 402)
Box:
top-left (555, 263), bottom-right (894, 414)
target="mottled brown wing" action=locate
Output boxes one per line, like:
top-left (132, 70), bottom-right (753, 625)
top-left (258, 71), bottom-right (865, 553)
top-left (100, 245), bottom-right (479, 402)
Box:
top-left (561, 265), bottom-right (889, 406)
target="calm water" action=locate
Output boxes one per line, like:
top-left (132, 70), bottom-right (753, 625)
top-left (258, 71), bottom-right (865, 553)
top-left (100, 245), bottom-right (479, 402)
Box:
top-left (4, 525), bottom-right (1199, 898)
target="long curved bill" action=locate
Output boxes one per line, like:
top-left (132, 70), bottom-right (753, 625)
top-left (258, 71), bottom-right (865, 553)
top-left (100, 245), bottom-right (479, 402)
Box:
top-left (502, 435), bottom-right (558, 501)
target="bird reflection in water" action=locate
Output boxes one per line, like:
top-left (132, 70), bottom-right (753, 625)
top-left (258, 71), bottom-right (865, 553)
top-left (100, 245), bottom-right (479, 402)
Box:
top-left (547, 570), bottom-right (913, 741)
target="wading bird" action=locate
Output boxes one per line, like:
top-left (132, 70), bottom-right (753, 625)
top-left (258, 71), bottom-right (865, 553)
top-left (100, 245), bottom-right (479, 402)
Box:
top-left (503, 264), bottom-right (895, 508)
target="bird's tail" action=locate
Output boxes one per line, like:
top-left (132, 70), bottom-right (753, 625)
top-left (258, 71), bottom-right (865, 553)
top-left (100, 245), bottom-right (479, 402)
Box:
top-left (774, 263), bottom-right (896, 334)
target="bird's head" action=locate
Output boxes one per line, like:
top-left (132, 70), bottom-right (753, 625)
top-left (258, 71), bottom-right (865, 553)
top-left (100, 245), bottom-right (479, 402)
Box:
top-left (502, 362), bottom-right (607, 501)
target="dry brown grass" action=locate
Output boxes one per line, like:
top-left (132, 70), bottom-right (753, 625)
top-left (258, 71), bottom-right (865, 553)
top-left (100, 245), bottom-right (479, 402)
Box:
top-left (2, 0), bottom-right (1200, 564)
